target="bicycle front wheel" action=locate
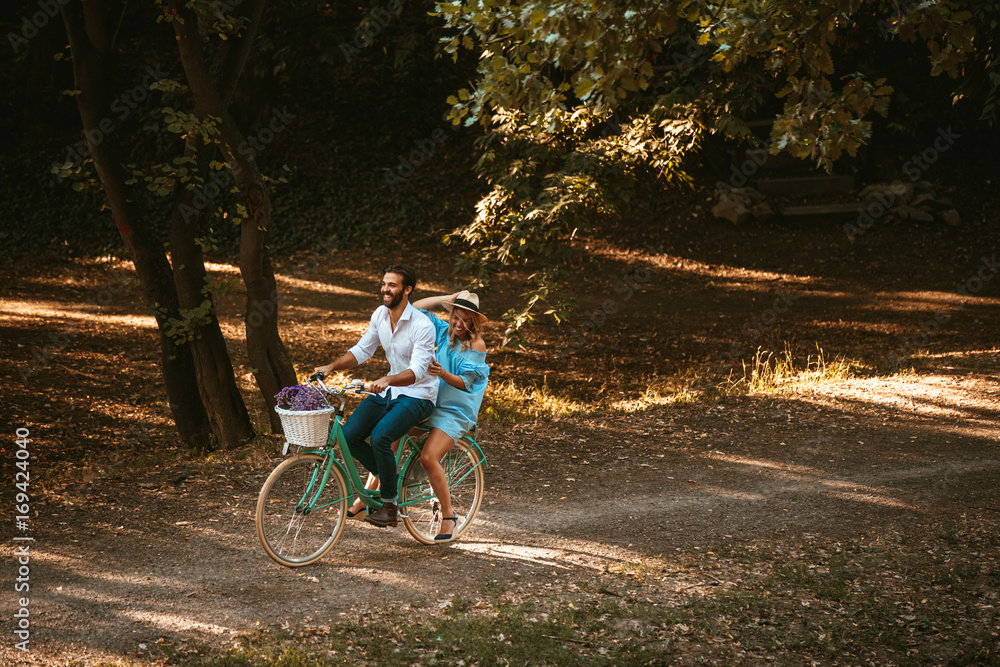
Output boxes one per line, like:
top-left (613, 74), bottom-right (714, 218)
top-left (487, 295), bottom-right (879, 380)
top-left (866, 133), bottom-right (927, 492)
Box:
top-left (256, 453), bottom-right (348, 567)
top-left (401, 438), bottom-right (485, 545)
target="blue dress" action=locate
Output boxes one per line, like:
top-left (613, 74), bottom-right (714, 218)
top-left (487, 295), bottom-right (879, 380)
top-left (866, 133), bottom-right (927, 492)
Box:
top-left (420, 309), bottom-right (490, 442)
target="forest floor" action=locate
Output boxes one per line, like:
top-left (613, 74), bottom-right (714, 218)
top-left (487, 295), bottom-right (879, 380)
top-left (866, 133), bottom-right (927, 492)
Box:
top-left (2, 176), bottom-right (1000, 665)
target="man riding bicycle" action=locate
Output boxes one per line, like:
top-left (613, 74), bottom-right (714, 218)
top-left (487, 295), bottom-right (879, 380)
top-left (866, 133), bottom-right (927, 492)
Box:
top-left (313, 263), bottom-right (437, 527)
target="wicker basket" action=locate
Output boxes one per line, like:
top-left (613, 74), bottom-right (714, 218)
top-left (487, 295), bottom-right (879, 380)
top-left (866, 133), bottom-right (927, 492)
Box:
top-left (275, 406), bottom-right (337, 449)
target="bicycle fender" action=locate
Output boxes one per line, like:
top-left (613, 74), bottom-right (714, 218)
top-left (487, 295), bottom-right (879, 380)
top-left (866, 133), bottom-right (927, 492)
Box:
top-left (395, 451), bottom-right (422, 497)
top-left (462, 436), bottom-right (488, 470)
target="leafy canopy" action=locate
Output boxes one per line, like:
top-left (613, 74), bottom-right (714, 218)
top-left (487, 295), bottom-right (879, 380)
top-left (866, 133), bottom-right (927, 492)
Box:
top-left (434, 0), bottom-right (977, 346)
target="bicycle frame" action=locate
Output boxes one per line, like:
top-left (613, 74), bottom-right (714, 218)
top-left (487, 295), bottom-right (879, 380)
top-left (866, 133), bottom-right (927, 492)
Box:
top-left (285, 390), bottom-right (487, 516)
top-left (258, 379), bottom-right (490, 564)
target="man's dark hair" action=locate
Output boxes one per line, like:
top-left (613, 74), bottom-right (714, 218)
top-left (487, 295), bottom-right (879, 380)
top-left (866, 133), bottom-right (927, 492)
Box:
top-left (383, 263), bottom-right (417, 292)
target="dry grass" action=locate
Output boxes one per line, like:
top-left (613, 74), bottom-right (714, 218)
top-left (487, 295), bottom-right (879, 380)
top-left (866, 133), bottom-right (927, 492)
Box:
top-left (480, 380), bottom-right (590, 423)
top-left (724, 344), bottom-right (856, 395)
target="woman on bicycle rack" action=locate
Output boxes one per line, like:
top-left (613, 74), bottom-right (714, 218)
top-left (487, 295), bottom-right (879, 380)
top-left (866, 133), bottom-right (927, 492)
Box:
top-left (414, 291), bottom-right (489, 541)
top-left (346, 290), bottom-right (489, 542)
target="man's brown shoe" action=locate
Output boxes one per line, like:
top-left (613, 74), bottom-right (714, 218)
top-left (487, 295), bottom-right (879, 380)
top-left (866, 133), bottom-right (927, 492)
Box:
top-left (365, 503), bottom-right (397, 528)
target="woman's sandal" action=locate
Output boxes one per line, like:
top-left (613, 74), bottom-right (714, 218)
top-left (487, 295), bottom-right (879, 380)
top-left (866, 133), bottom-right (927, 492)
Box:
top-left (346, 504), bottom-right (367, 519)
top-left (435, 516), bottom-right (459, 542)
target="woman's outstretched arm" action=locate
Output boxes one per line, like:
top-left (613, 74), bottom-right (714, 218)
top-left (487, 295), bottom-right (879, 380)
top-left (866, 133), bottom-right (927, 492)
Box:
top-left (411, 292), bottom-right (459, 311)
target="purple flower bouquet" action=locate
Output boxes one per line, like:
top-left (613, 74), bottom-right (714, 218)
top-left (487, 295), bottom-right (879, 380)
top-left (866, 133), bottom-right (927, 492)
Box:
top-left (274, 384), bottom-right (335, 449)
top-left (274, 385), bottom-right (330, 412)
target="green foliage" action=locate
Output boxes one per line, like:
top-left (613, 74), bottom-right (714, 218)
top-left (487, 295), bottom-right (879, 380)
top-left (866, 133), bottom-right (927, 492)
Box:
top-left (434, 0), bottom-right (985, 345)
top-left (952, 0), bottom-right (1000, 126)
top-left (160, 107), bottom-right (221, 141)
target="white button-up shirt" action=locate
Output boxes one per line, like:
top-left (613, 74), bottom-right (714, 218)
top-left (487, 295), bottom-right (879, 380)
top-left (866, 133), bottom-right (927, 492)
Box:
top-left (348, 302), bottom-right (438, 403)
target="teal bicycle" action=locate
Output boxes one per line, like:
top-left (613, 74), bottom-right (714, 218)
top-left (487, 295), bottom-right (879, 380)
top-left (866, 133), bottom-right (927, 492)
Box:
top-left (255, 373), bottom-right (487, 567)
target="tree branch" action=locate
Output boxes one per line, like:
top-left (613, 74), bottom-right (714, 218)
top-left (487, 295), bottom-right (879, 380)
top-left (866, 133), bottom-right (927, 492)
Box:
top-left (215, 0), bottom-right (266, 105)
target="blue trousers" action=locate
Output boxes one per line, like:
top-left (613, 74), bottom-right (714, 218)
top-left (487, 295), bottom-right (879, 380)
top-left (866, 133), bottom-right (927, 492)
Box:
top-left (341, 392), bottom-right (434, 501)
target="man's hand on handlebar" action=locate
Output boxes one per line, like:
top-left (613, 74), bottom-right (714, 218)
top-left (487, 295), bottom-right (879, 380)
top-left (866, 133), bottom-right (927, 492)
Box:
top-left (368, 376), bottom-right (390, 394)
top-left (313, 363), bottom-right (335, 377)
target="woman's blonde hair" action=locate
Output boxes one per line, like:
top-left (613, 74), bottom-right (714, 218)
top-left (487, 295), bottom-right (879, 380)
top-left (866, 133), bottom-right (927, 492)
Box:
top-left (448, 309), bottom-right (484, 352)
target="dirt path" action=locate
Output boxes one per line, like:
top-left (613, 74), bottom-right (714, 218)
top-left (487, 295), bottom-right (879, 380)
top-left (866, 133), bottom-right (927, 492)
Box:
top-left (3, 199), bottom-right (1000, 664)
top-left (3, 360), bottom-right (998, 665)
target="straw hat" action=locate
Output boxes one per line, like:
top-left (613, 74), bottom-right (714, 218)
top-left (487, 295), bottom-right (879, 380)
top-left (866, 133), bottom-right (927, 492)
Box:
top-left (442, 290), bottom-right (487, 323)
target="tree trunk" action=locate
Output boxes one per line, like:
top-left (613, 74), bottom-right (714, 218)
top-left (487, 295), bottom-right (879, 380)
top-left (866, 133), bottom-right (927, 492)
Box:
top-left (240, 182), bottom-right (296, 432)
top-left (168, 0), bottom-right (296, 433)
top-left (60, 0), bottom-right (212, 450)
top-left (163, 3), bottom-right (273, 448)
top-left (169, 137), bottom-right (255, 449)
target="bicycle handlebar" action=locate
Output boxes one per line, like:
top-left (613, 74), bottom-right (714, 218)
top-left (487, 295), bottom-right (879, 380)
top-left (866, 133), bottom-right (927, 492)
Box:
top-left (306, 373), bottom-right (375, 398)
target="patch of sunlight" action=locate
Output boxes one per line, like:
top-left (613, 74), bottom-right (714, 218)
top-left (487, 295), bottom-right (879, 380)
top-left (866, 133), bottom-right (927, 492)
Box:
top-left (642, 254), bottom-right (822, 285)
top-left (698, 452), bottom-right (920, 511)
top-left (118, 609), bottom-right (235, 635)
top-left (811, 319), bottom-right (912, 334)
top-left (277, 274), bottom-right (371, 297)
top-left (202, 261), bottom-right (241, 274)
top-left (872, 289), bottom-right (1000, 310)
top-left (0, 299), bottom-right (157, 328)
top-left (614, 372), bottom-right (706, 411)
top-left (821, 491), bottom-right (920, 510)
top-left (34, 553), bottom-right (214, 603)
top-left (700, 453), bottom-right (828, 476)
top-left (480, 380), bottom-right (589, 423)
top-left (807, 369), bottom-right (999, 423)
top-left (683, 485), bottom-right (770, 502)
top-left (201, 259), bottom-right (374, 296)
top-left (68, 255), bottom-right (134, 268)
top-left (457, 542), bottom-right (601, 573)
top-left (723, 344), bottom-right (856, 395)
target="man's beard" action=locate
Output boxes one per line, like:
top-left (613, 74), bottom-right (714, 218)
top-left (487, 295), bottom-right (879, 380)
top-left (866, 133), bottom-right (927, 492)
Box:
top-left (384, 291), bottom-right (404, 309)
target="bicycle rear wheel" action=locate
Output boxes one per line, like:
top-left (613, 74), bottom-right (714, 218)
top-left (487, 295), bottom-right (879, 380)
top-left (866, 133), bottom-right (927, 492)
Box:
top-left (256, 453), bottom-right (348, 567)
top-left (400, 438), bottom-right (484, 545)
